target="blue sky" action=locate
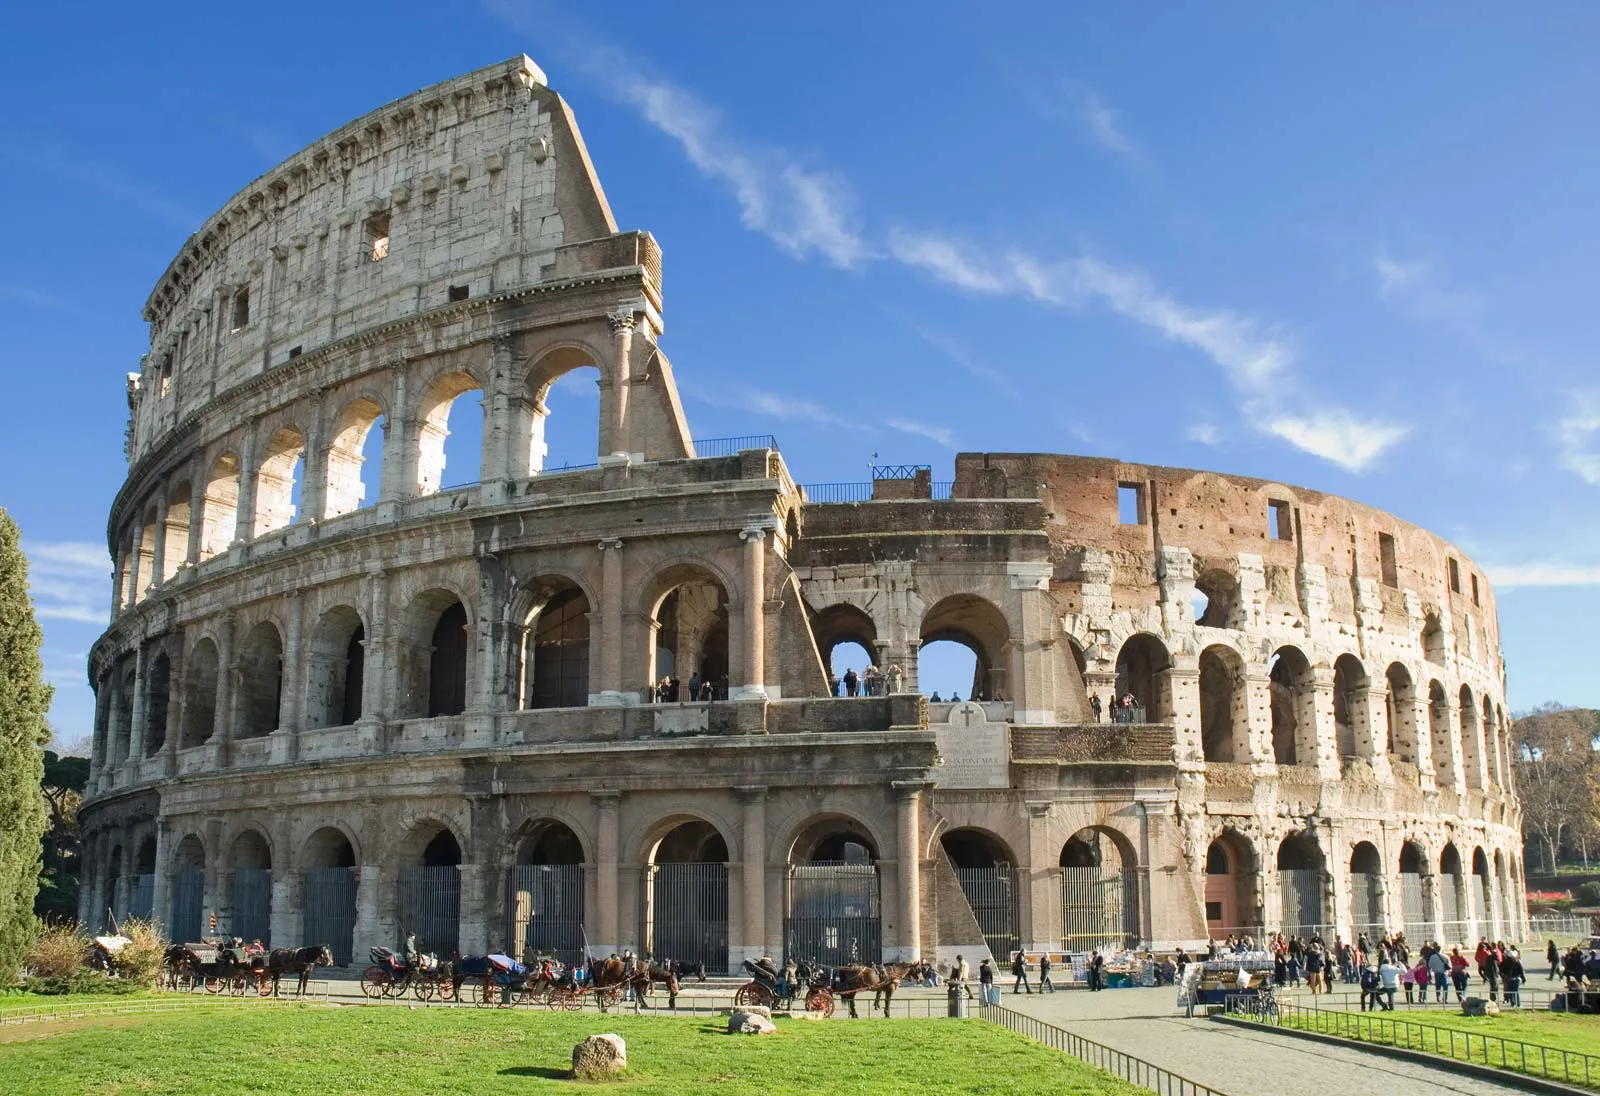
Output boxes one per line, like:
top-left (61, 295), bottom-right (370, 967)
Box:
top-left (5, 3), bottom-right (1600, 745)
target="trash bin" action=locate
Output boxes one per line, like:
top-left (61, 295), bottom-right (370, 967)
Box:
top-left (948, 984), bottom-right (968, 1018)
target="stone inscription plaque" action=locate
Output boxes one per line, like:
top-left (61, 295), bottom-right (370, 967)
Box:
top-left (934, 702), bottom-right (1009, 789)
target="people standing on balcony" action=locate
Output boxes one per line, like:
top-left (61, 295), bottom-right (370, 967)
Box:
top-left (842, 667), bottom-right (859, 697)
top-left (1090, 694), bottom-right (1103, 722)
top-left (886, 664), bottom-right (903, 694)
top-left (688, 672), bottom-right (702, 703)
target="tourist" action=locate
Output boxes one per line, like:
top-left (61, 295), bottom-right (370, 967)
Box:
top-left (843, 667), bottom-right (859, 696)
top-left (1502, 947), bottom-right (1525, 1007)
top-left (1175, 948), bottom-right (1191, 976)
top-left (688, 671), bottom-right (702, 701)
top-left (955, 954), bottom-right (973, 999)
top-left (1360, 961), bottom-right (1380, 1011)
top-left (1160, 955), bottom-right (1177, 985)
top-left (1427, 945), bottom-right (1449, 1003)
top-left (1305, 941), bottom-right (1325, 994)
top-left (1549, 939), bottom-right (1561, 981)
top-left (1401, 958), bottom-right (1418, 1004)
top-left (1091, 694), bottom-right (1103, 722)
top-left (1039, 952), bottom-right (1055, 993)
top-left (1449, 947), bottom-right (1469, 1002)
top-left (1484, 946), bottom-right (1502, 1002)
top-left (1378, 955), bottom-right (1403, 1011)
top-left (886, 664), bottom-right (904, 693)
top-left (1089, 950), bottom-right (1105, 992)
top-left (1012, 950), bottom-right (1033, 994)
top-left (978, 959), bottom-right (996, 1005)
top-left (1273, 950), bottom-right (1287, 987)
top-left (930, 691), bottom-right (942, 702)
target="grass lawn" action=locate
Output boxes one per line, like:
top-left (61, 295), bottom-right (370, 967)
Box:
top-left (0, 1002), bottom-right (1143, 1096)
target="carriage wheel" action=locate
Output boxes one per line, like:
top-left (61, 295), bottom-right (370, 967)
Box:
top-left (203, 976), bottom-right (223, 995)
top-left (412, 977), bottom-right (435, 1002)
top-left (257, 972), bottom-right (273, 997)
top-left (438, 979), bottom-right (457, 1004)
top-left (358, 966), bottom-right (389, 999)
top-left (734, 983), bottom-right (773, 1008)
top-left (805, 989), bottom-right (835, 1019)
top-left (229, 973), bottom-right (249, 996)
top-left (547, 986), bottom-right (580, 1012)
top-left (597, 985), bottom-right (624, 1012)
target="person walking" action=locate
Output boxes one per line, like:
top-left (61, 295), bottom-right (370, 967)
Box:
top-left (1011, 951), bottom-right (1033, 994)
top-left (1038, 952), bottom-right (1054, 993)
top-left (953, 954), bottom-right (973, 999)
top-left (978, 958), bottom-right (996, 1005)
top-left (1502, 947), bottom-right (1525, 1007)
top-left (1449, 947), bottom-right (1470, 1002)
top-left (1378, 955), bottom-right (1403, 1011)
top-left (1360, 961), bottom-right (1381, 1011)
top-left (1549, 939), bottom-right (1561, 981)
top-left (1090, 694), bottom-right (1103, 722)
top-left (1089, 950), bottom-right (1105, 992)
top-left (1427, 946), bottom-right (1449, 1003)
top-left (1485, 946), bottom-right (1502, 1003)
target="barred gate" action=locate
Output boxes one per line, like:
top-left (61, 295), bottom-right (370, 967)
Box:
top-left (130, 874), bottom-right (155, 922)
top-left (955, 865), bottom-right (1019, 961)
top-left (1400, 874), bottom-right (1429, 938)
top-left (1441, 874), bottom-right (1467, 940)
top-left (397, 867), bottom-right (460, 956)
top-left (1471, 875), bottom-right (1490, 938)
top-left (784, 863), bottom-right (881, 967)
top-left (1349, 872), bottom-right (1383, 937)
top-left (302, 867), bottom-right (357, 965)
top-left (1060, 868), bottom-right (1137, 950)
top-left (170, 869), bottom-right (203, 942)
top-left (1278, 869), bottom-right (1322, 935)
top-left (506, 865), bottom-right (585, 966)
top-left (231, 869), bottom-right (272, 945)
top-left (650, 863), bottom-right (728, 973)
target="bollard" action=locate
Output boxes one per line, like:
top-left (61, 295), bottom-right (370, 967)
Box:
top-left (948, 983), bottom-right (968, 1018)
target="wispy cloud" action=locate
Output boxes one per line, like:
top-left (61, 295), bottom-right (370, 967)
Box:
top-left (25, 540), bottom-right (109, 625)
top-left (1554, 390), bottom-right (1600, 486)
top-left (1186, 422), bottom-right (1221, 446)
top-left (1487, 560), bottom-right (1600, 588)
top-left (902, 322), bottom-right (1019, 399)
top-left (1372, 249), bottom-right (1522, 367)
top-left (697, 385), bottom-right (958, 450)
top-left (886, 418), bottom-right (957, 449)
top-left (1074, 89), bottom-right (1145, 165)
top-left (1258, 409), bottom-right (1409, 473)
top-left (1, 145), bottom-right (200, 229)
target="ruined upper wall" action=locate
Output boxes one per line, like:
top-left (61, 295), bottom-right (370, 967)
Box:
top-left (125, 55), bottom-right (625, 465)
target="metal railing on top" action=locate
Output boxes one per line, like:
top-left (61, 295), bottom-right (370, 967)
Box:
top-left (1224, 995), bottom-right (1600, 1090)
top-left (693, 435), bottom-right (778, 458)
top-left (799, 482), bottom-right (875, 504)
top-left (869, 463), bottom-right (930, 479)
top-left (982, 1001), bottom-right (1226, 1096)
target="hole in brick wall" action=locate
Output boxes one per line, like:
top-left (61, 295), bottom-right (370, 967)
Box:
top-left (364, 212), bottom-right (390, 262)
top-left (447, 284), bottom-right (469, 302)
top-left (1117, 483), bottom-right (1144, 525)
top-left (231, 288), bottom-right (250, 330)
top-left (1268, 500), bottom-right (1292, 541)
top-left (287, 346), bottom-right (302, 361)
top-left (1448, 557), bottom-right (1461, 594)
top-left (1379, 532), bottom-right (1398, 586)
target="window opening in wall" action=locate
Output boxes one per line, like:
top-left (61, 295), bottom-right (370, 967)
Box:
top-left (1268, 499), bottom-right (1293, 541)
top-left (417, 373), bottom-right (484, 493)
top-left (1448, 557), bottom-right (1461, 593)
top-left (1470, 573), bottom-right (1479, 605)
top-left (1379, 532), bottom-right (1398, 587)
top-left (828, 641), bottom-right (874, 696)
top-left (364, 212), bottom-right (390, 262)
top-left (920, 594), bottom-right (1009, 702)
top-left (531, 368), bottom-right (602, 473)
top-left (650, 579), bottom-right (730, 698)
top-left (325, 398), bottom-right (385, 519)
top-left (1117, 483), bottom-right (1144, 525)
top-left (231, 288), bottom-right (250, 331)
top-left (253, 427), bottom-right (306, 537)
top-left (158, 354), bottom-right (173, 398)
top-left (287, 346), bottom-right (302, 361)
top-left (447, 284), bottom-right (469, 302)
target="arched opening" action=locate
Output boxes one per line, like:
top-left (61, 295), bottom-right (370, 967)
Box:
top-left (228, 830), bottom-right (272, 946)
top-left (105, 845), bottom-right (124, 929)
top-left (237, 622), bottom-right (283, 738)
top-left (1276, 833), bottom-right (1325, 936)
top-left (397, 824), bottom-right (462, 956)
top-left (521, 584), bottom-right (590, 709)
top-left (399, 591), bottom-right (469, 718)
top-left (163, 483), bottom-right (192, 581)
top-left (941, 828), bottom-right (1019, 961)
top-left (1204, 832), bottom-right (1259, 938)
top-left (524, 354), bottom-right (603, 473)
top-left (646, 820), bottom-right (730, 973)
top-left (324, 397), bottom-right (385, 518)
top-left (131, 837), bottom-right (156, 921)
top-left (809, 603), bottom-right (877, 696)
top-left (301, 827), bottom-right (358, 966)
top-left (1193, 569), bottom-right (1239, 629)
top-left (1268, 646), bottom-right (1315, 766)
top-left (1349, 842), bottom-right (1384, 938)
top-left (144, 652), bottom-right (171, 756)
top-left (1493, 849), bottom-right (1510, 939)
top-left (134, 506), bottom-right (158, 602)
top-left (417, 371), bottom-right (484, 494)
top-left (508, 821), bottom-right (586, 965)
top-left (180, 639), bottom-right (219, 749)
top-left (1333, 654), bottom-right (1368, 760)
top-left (200, 452), bottom-right (240, 560)
top-left (1459, 686), bottom-right (1484, 791)
top-left (1113, 633), bottom-right (1170, 723)
top-left (253, 427), bottom-right (306, 536)
top-left (1428, 681), bottom-right (1456, 786)
top-left (1399, 841), bottom-right (1429, 939)
top-left (1422, 615), bottom-right (1446, 665)
top-left (1059, 827), bottom-right (1138, 950)
top-left (785, 818), bottom-right (882, 966)
top-left (1199, 645), bottom-right (1246, 762)
top-left (1385, 663), bottom-right (1415, 763)
top-left (921, 595), bottom-right (1010, 702)
top-left (646, 568), bottom-right (730, 700)
top-left (306, 606), bottom-right (364, 728)
top-left (113, 663), bottom-right (135, 766)
top-left (1439, 843), bottom-right (1466, 941)
top-left (169, 835), bottom-right (206, 943)
top-left (1471, 847), bottom-right (1491, 940)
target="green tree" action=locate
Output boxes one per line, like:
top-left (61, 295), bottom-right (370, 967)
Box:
top-left (36, 748), bottom-right (88, 922)
top-left (0, 509), bottom-right (51, 983)
top-left (1515, 704), bottom-right (1600, 872)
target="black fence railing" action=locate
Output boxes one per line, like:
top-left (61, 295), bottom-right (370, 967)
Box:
top-left (983, 1002), bottom-right (1226, 1096)
top-left (693, 435), bottom-right (779, 458)
top-left (800, 482), bottom-right (875, 503)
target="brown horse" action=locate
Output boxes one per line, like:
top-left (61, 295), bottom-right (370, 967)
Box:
top-left (267, 945), bottom-right (334, 996)
top-left (631, 963), bottom-right (682, 1009)
top-left (834, 962), bottom-right (927, 1018)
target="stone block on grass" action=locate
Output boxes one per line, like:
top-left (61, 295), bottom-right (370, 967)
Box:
top-left (729, 1008), bottom-right (777, 1034)
top-left (572, 1033), bottom-right (627, 1078)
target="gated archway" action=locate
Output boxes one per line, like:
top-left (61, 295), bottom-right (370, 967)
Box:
top-left (941, 828), bottom-right (1019, 961)
top-left (1399, 841), bottom-right (1429, 939)
top-left (1349, 842), bottom-right (1384, 939)
top-left (1059, 827), bottom-right (1139, 950)
top-left (646, 820), bottom-right (729, 973)
top-left (169, 835), bottom-right (205, 943)
top-left (1440, 843), bottom-right (1467, 942)
top-left (131, 837), bottom-right (157, 921)
top-left (1204, 832), bottom-right (1258, 938)
top-left (301, 828), bottom-right (357, 966)
top-left (228, 830), bottom-right (272, 946)
top-left (507, 820), bottom-right (586, 965)
top-left (784, 818), bottom-right (881, 967)
top-left (1276, 833), bottom-right (1325, 936)
top-left (397, 826), bottom-right (462, 956)
top-left (1471, 847), bottom-right (1491, 941)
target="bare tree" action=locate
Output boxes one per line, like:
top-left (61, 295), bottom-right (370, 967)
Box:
top-left (1515, 705), bottom-right (1600, 872)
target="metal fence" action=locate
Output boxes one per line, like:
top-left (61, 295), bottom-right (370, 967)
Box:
top-left (130, 874), bottom-right (154, 921)
top-left (799, 482), bottom-right (875, 504)
top-left (1350, 873), bottom-right (1382, 931)
top-left (1278, 870), bottom-right (1321, 936)
top-left (983, 1001), bottom-right (1225, 1095)
top-left (231, 869), bottom-right (272, 945)
top-left (396, 866), bottom-right (460, 956)
top-left (693, 434), bottom-right (779, 458)
top-left (1227, 996), bottom-right (1600, 1089)
top-left (1400, 874), bottom-right (1427, 938)
top-left (651, 862), bottom-right (729, 973)
top-left (785, 862), bottom-right (882, 967)
top-left (955, 864), bottom-right (1020, 961)
top-left (506, 864), bottom-right (586, 966)
top-left (303, 867), bottom-right (358, 965)
top-left (170, 869), bottom-right (203, 943)
top-left (1061, 868), bottom-right (1137, 951)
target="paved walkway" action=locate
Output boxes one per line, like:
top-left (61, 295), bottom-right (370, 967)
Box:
top-left (995, 985), bottom-right (1529, 1096)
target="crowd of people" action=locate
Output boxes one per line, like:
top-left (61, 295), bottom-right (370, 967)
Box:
top-left (829, 665), bottom-right (905, 697)
top-left (652, 672), bottom-right (728, 702)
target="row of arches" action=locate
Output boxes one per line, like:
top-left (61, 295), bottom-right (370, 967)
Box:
top-left (810, 595), bottom-right (1012, 701)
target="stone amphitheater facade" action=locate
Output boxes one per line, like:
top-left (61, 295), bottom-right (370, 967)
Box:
top-left (77, 56), bottom-right (1527, 970)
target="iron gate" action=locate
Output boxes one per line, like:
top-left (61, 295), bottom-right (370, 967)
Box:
top-left (130, 874), bottom-right (155, 922)
top-left (955, 864), bottom-right (1019, 961)
top-left (397, 867), bottom-right (460, 956)
top-left (1060, 868), bottom-right (1136, 950)
top-left (170, 869), bottom-right (203, 942)
top-left (302, 867), bottom-right (357, 965)
top-left (649, 863), bottom-right (728, 973)
top-left (231, 869), bottom-right (272, 945)
top-left (1400, 874), bottom-right (1428, 938)
top-left (506, 865), bottom-right (585, 965)
top-left (1278, 869), bottom-right (1322, 935)
top-left (1349, 872), bottom-right (1383, 937)
top-left (1441, 874), bottom-right (1467, 940)
top-left (1472, 875), bottom-right (1490, 938)
top-left (784, 863), bottom-right (881, 967)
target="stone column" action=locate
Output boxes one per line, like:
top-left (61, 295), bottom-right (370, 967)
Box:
top-left (1244, 671), bottom-right (1274, 765)
top-left (150, 820), bottom-right (171, 936)
top-left (733, 526), bottom-right (768, 700)
top-left (273, 593), bottom-right (302, 763)
top-left (379, 369), bottom-right (409, 504)
top-left (212, 614), bottom-right (236, 766)
top-left (231, 431), bottom-right (258, 546)
top-left (1311, 668), bottom-right (1341, 778)
top-left (127, 649), bottom-right (149, 767)
top-left (185, 460), bottom-right (206, 567)
top-left (150, 492), bottom-right (169, 590)
top-left (269, 869), bottom-right (299, 948)
top-left (362, 570), bottom-right (390, 725)
top-left (737, 787), bottom-right (767, 964)
top-left (457, 864), bottom-right (488, 955)
top-left (592, 792), bottom-right (620, 954)
top-left (1165, 665), bottom-right (1201, 762)
top-left (353, 864), bottom-right (383, 959)
top-left (604, 310), bottom-right (634, 458)
top-left (893, 782), bottom-right (923, 962)
top-left (592, 540), bottom-right (626, 706)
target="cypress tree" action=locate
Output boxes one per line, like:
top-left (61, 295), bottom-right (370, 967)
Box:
top-left (0, 509), bottom-right (51, 983)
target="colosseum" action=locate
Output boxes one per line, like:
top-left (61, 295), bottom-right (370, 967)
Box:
top-left (77, 55), bottom-right (1527, 971)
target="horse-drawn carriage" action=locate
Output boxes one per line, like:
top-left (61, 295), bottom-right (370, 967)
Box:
top-left (458, 953), bottom-right (564, 1008)
top-left (359, 946), bottom-right (456, 1001)
top-left (165, 942), bottom-right (271, 995)
top-left (735, 959), bottom-right (835, 1017)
